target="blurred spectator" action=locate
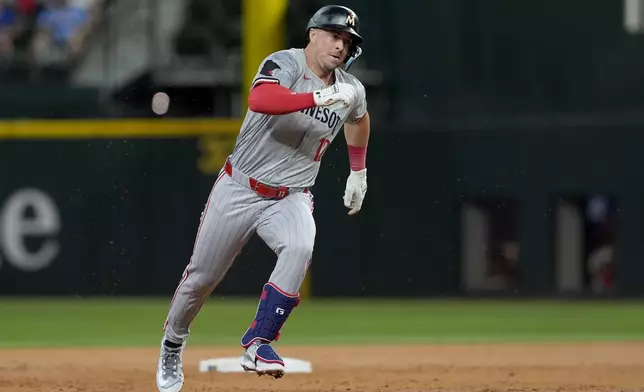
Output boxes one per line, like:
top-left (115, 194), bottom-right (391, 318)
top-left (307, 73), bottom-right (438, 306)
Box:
top-left (487, 202), bottom-right (520, 291)
top-left (584, 195), bottom-right (616, 294)
top-left (30, 0), bottom-right (90, 67)
top-left (16, 0), bottom-right (37, 15)
top-left (0, 0), bottom-right (19, 61)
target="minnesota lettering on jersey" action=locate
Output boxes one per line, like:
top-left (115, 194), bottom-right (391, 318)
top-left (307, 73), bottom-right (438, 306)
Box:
top-left (300, 106), bottom-right (342, 133)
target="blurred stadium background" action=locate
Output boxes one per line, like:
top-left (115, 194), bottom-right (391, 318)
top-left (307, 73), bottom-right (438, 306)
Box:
top-left (1, 1), bottom-right (644, 391)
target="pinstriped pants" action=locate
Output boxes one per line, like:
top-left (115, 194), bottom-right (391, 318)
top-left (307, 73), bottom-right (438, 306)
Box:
top-left (163, 171), bottom-right (315, 344)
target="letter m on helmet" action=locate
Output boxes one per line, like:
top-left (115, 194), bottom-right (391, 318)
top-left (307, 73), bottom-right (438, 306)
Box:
top-left (345, 11), bottom-right (356, 28)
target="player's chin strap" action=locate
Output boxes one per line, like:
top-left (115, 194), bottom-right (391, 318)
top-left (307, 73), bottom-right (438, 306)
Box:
top-left (345, 46), bottom-right (362, 71)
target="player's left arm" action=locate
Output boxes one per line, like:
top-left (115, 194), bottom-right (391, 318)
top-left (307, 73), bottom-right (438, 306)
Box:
top-left (342, 82), bottom-right (370, 216)
top-left (344, 110), bottom-right (370, 149)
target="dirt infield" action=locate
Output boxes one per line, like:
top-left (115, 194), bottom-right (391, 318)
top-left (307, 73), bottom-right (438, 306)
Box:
top-left (1, 342), bottom-right (643, 391)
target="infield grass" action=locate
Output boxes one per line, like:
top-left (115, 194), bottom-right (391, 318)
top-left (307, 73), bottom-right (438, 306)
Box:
top-left (0, 297), bottom-right (643, 348)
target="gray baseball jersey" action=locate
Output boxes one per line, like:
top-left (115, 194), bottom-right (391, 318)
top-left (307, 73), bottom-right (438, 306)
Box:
top-left (230, 48), bottom-right (367, 188)
top-left (162, 48), bottom-right (367, 347)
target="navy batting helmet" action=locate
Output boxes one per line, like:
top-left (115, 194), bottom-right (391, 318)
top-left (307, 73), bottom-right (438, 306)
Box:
top-left (305, 5), bottom-right (363, 70)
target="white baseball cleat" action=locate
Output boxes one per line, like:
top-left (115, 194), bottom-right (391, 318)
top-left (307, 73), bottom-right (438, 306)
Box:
top-left (240, 341), bottom-right (285, 379)
top-left (157, 339), bottom-right (185, 392)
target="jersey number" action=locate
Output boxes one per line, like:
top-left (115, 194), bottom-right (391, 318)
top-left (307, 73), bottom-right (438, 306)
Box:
top-left (314, 138), bottom-right (331, 162)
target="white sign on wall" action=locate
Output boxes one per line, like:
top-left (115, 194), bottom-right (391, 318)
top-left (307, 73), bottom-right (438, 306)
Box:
top-left (0, 188), bottom-right (62, 272)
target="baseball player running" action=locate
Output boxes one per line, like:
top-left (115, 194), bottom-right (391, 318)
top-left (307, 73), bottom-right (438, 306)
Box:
top-left (156, 5), bottom-right (370, 391)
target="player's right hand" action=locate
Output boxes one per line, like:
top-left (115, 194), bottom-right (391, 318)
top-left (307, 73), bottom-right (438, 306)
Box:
top-left (313, 83), bottom-right (356, 108)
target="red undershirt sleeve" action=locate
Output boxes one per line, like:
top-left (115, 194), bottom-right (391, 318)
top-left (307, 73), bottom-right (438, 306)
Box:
top-left (248, 83), bottom-right (316, 115)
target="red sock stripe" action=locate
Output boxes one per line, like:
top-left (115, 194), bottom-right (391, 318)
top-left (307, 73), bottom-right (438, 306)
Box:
top-left (266, 282), bottom-right (299, 298)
